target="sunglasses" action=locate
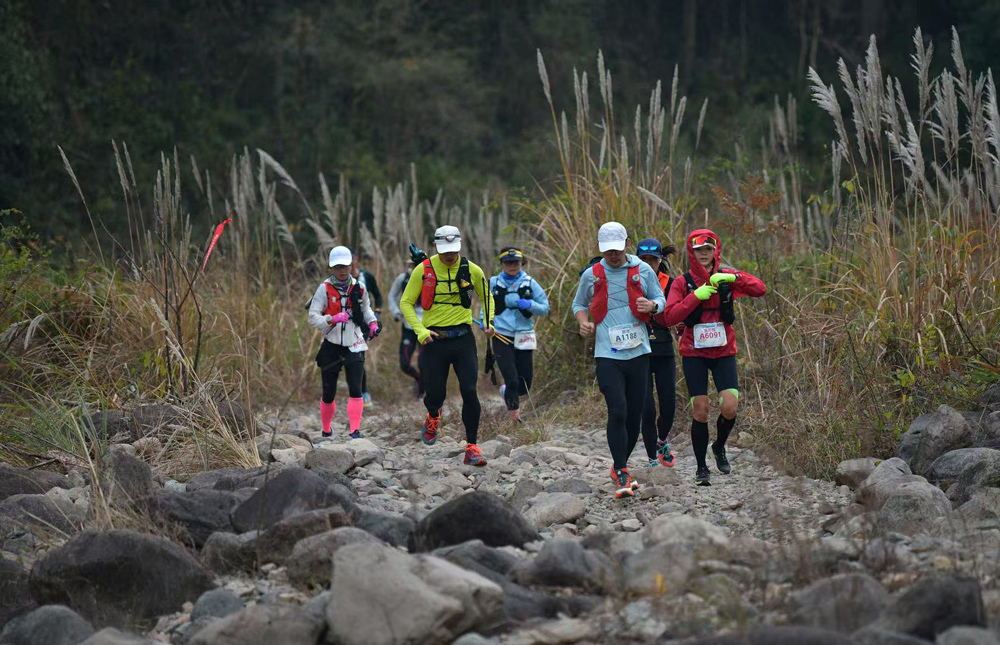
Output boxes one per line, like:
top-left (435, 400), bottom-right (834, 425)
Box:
top-left (637, 244), bottom-right (660, 253)
top-left (691, 235), bottom-right (716, 247)
top-left (436, 234), bottom-right (460, 243)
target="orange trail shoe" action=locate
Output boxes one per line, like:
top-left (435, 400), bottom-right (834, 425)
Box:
top-left (422, 413), bottom-right (440, 445)
top-left (611, 468), bottom-right (635, 498)
top-left (464, 443), bottom-right (487, 466)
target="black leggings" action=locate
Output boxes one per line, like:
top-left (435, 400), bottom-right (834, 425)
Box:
top-left (422, 330), bottom-right (480, 444)
top-left (400, 326), bottom-right (422, 387)
top-left (641, 354), bottom-right (676, 459)
top-left (492, 336), bottom-right (533, 410)
top-left (596, 355), bottom-right (649, 470)
top-left (316, 341), bottom-right (365, 403)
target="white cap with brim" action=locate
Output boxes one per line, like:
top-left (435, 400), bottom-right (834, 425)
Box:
top-left (328, 245), bottom-right (353, 267)
top-left (598, 221), bottom-right (628, 252)
top-left (434, 225), bottom-right (462, 253)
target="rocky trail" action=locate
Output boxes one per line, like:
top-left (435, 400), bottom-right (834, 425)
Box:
top-left (2, 386), bottom-right (1000, 645)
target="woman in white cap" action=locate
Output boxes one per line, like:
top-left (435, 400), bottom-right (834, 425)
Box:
top-left (572, 222), bottom-right (667, 497)
top-left (307, 245), bottom-right (381, 440)
top-left (399, 226), bottom-right (496, 466)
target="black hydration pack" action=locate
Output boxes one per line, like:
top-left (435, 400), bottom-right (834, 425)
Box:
top-left (492, 277), bottom-right (534, 318)
top-left (683, 272), bottom-right (735, 327)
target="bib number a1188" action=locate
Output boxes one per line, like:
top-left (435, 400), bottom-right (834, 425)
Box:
top-left (693, 322), bottom-right (727, 348)
top-left (609, 323), bottom-right (643, 352)
top-left (514, 330), bottom-right (537, 350)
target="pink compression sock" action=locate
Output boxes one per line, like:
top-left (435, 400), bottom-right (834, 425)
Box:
top-left (347, 397), bottom-right (364, 433)
top-left (320, 400), bottom-right (336, 434)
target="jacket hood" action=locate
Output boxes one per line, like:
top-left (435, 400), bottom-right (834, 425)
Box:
top-left (686, 229), bottom-right (721, 285)
top-left (599, 253), bottom-right (641, 270)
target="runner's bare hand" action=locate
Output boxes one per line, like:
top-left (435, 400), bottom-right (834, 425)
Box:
top-left (578, 321), bottom-right (595, 336)
top-left (421, 330), bottom-right (440, 345)
top-left (635, 297), bottom-right (656, 314)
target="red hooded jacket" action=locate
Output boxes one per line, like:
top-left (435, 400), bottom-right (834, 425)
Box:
top-left (655, 229), bottom-right (766, 358)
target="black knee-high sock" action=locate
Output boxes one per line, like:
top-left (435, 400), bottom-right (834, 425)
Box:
top-left (715, 414), bottom-right (736, 449)
top-left (691, 420), bottom-right (709, 468)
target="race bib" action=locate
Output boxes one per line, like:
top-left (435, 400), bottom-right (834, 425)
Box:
top-left (514, 330), bottom-right (537, 350)
top-left (609, 323), bottom-right (643, 352)
top-left (693, 322), bottom-right (727, 348)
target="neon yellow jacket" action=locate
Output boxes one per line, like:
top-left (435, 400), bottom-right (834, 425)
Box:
top-left (399, 255), bottom-right (495, 343)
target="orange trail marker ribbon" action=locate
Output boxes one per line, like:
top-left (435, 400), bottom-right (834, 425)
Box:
top-left (201, 219), bottom-right (233, 274)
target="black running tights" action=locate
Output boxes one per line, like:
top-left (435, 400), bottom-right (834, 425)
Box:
top-left (641, 354), bottom-right (676, 460)
top-left (422, 332), bottom-right (480, 444)
top-left (492, 337), bottom-right (533, 410)
top-left (596, 355), bottom-right (649, 470)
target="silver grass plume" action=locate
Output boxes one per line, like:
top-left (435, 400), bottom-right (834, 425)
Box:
top-left (911, 28), bottom-right (934, 120)
top-left (836, 58), bottom-right (867, 162)
top-left (696, 98), bottom-right (708, 152)
top-left (537, 50), bottom-right (552, 105)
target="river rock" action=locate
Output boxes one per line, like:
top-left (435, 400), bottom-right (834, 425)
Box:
top-left (523, 492), bottom-right (585, 529)
top-left (836, 458), bottom-right (879, 489)
top-left (230, 467), bottom-right (354, 532)
top-left (0, 465), bottom-right (70, 502)
top-left (851, 627), bottom-right (934, 644)
top-left (879, 480), bottom-right (953, 536)
top-left (190, 588), bottom-right (244, 621)
top-left (78, 628), bottom-right (153, 644)
top-left (643, 514), bottom-right (730, 560)
top-left (189, 603), bottom-right (324, 645)
top-left (927, 449), bottom-right (1000, 485)
top-left (339, 438), bottom-right (384, 467)
top-left (354, 510), bottom-right (415, 549)
top-left (100, 451), bottom-right (155, 509)
top-left (287, 527), bottom-right (379, 589)
top-left (936, 627), bottom-right (1000, 645)
top-left (146, 489), bottom-right (239, 547)
top-left (679, 626), bottom-right (854, 644)
top-left (414, 491), bottom-right (539, 551)
top-left (622, 542), bottom-right (696, 597)
top-left (512, 538), bottom-right (617, 594)
top-left (0, 604), bottom-right (94, 645)
top-left (202, 531), bottom-right (257, 576)
top-left (947, 453), bottom-right (1000, 506)
top-left (0, 493), bottom-right (87, 535)
top-left (327, 541), bottom-right (505, 645)
top-left (305, 447), bottom-right (355, 474)
top-left (29, 529), bottom-right (213, 628)
top-left (256, 507), bottom-right (350, 564)
top-left (898, 406), bottom-right (972, 476)
top-left (789, 573), bottom-right (888, 633)
top-left (872, 575), bottom-right (985, 640)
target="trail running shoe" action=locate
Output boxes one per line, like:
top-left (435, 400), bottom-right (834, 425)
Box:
top-left (657, 439), bottom-right (676, 467)
top-left (695, 465), bottom-right (711, 486)
top-left (362, 392), bottom-right (373, 408)
top-left (712, 444), bottom-right (732, 474)
top-left (612, 468), bottom-right (635, 498)
top-left (464, 443), bottom-right (487, 466)
top-left (320, 430), bottom-right (333, 440)
top-left (647, 458), bottom-right (659, 468)
top-left (349, 430), bottom-right (363, 439)
top-left (422, 414), bottom-right (440, 445)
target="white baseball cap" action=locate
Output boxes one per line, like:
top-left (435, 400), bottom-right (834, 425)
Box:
top-left (434, 225), bottom-right (462, 253)
top-left (328, 245), bottom-right (353, 267)
top-left (598, 221), bottom-right (628, 252)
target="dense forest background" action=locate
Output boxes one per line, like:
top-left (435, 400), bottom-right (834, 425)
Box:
top-left (3, 0), bottom-right (999, 241)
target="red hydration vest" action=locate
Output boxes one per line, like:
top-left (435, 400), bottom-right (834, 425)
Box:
top-left (323, 282), bottom-right (358, 316)
top-left (420, 259), bottom-right (437, 310)
top-left (589, 263), bottom-right (651, 324)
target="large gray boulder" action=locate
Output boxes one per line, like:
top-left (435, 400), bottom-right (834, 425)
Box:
top-left (0, 604), bottom-right (94, 645)
top-left (511, 539), bottom-right (618, 594)
top-left (78, 628), bottom-right (154, 644)
top-left (622, 542), bottom-right (697, 597)
top-left (851, 627), bottom-right (933, 644)
top-left (936, 627), bottom-right (1000, 645)
top-left (927, 449), bottom-right (1000, 486)
top-left (946, 452), bottom-right (1000, 505)
top-left (189, 588), bottom-right (244, 622)
top-left (872, 575), bottom-right (985, 640)
top-left (230, 467), bottom-right (354, 532)
top-left (29, 529), bottom-right (214, 628)
top-left (898, 406), bottom-right (972, 476)
top-left (676, 626), bottom-right (854, 644)
top-left (100, 451), bottom-right (156, 509)
top-left (788, 573), bottom-right (889, 633)
top-left (0, 558), bottom-right (35, 626)
top-left (643, 515), bottom-right (731, 560)
top-left (0, 494), bottom-right (87, 535)
top-left (189, 603), bottom-right (324, 645)
top-left (835, 458), bottom-right (880, 489)
top-left (287, 527), bottom-right (379, 589)
top-left (146, 489), bottom-right (240, 547)
top-left (856, 459), bottom-right (926, 510)
top-left (201, 531), bottom-right (257, 576)
top-left (185, 466), bottom-right (275, 492)
top-left (327, 541), bottom-right (505, 645)
top-left (256, 507), bottom-right (350, 564)
top-left (414, 491), bottom-right (539, 551)
top-left (0, 465), bottom-right (70, 502)
top-left (879, 481), bottom-right (953, 535)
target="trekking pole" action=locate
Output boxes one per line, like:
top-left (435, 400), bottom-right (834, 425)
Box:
top-left (481, 278), bottom-right (497, 385)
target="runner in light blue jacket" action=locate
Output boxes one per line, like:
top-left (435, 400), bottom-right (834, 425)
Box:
top-left (572, 222), bottom-right (666, 497)
top-left (488, 247), bottom-right (550, 421)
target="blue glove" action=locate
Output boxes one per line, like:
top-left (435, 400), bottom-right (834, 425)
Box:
top-left (504, 293), bottom-right (520, 307)
top-left (517, 299), bottom-right (532, 311)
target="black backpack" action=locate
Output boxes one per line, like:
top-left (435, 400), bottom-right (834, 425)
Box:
top-left (492, 276), bottom-right (534, 318)
top-left (683, 272), bottom-right (735, 327)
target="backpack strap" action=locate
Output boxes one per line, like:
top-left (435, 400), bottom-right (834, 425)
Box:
top-left (457, 257), bottom-right (474, 309)
top-left (589, 263), bottom-right (608, 324)
top-left (491, 275), bottom-right (509, 315)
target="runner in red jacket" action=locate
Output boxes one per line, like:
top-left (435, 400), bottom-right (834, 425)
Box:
top-left (655, 229), bottom-right (766, 486)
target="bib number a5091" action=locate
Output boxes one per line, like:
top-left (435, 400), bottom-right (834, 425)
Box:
top-left (693, 322), bottom-right (727, 348)
top-left (609, 323), bottom-right (643, 352)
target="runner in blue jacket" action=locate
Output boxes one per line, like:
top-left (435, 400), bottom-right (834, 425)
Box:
top-left (489, 247), bottom-right (550, 422)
